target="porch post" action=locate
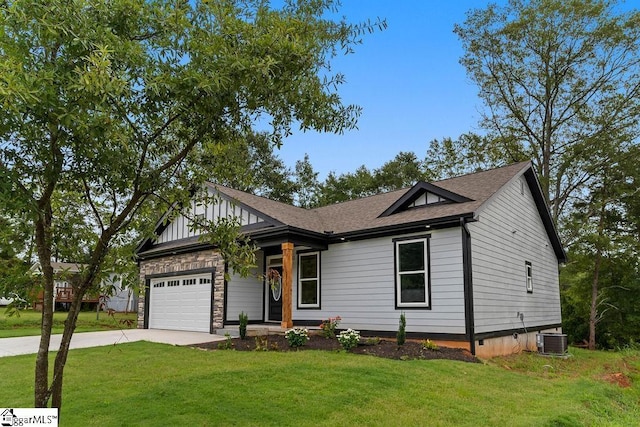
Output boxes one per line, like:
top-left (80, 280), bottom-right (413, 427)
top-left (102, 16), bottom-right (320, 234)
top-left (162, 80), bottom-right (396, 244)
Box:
top-left (281, 242), bottom-right (294, 329)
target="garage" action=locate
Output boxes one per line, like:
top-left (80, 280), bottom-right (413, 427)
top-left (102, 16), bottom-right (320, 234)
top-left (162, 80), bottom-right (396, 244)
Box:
top-left (148, 273), bottom-right (213, 332)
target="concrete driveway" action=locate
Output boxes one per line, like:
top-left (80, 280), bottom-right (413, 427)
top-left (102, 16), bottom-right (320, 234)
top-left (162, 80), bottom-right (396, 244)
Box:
top-left (0, 329), bottom-right (225, 357)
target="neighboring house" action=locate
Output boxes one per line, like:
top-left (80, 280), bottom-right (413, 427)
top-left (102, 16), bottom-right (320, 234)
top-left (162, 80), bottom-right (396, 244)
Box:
top-left (135, 162), bottom-right (566, 357)
top-left (31, 261), bottom-right (136, 312)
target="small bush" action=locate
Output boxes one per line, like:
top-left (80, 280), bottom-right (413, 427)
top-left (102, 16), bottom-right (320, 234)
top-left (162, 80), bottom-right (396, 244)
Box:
top-left (397, 313), bottom-right (406, 346)
top-left (319, 316), bottom-right (342, 338)
top-left (337, 328), bottom-right (361, 351)
top-left (239, 311), bottom-right (248, 340)
top-left (364, 337), bottom-right (381, 346)
top-left (422, 339), bottom-right (439, 351)
top-left (254, 335), bottom-right (269, 351)
top-left (218, 333), bottom-right (234, 350)
top-left (285, 327), bottom-right (309, 348)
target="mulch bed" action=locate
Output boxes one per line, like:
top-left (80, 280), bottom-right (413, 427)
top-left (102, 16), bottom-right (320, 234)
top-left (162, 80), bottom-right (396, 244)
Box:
top-left (191, 333), bottom-right (480, 363)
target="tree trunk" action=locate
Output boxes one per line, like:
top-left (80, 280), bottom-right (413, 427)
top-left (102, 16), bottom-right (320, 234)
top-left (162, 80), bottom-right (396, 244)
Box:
top-left (588, 247), bottom-right (602, 350)
top-left (588, 195), bottom-right (607, 350)
top-left (50, 292), bottom-right (83, 408)
top-left (34, 213), bottom-right (54, 407)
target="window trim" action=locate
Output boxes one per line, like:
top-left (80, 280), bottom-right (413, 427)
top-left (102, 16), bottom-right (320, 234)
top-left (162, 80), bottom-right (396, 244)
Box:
top-left (297, 251), bottom-right (321, 309)
top-left (525, 261), bottom-right (533, 293)
top-left (393, 235), bottom-right (431, 309)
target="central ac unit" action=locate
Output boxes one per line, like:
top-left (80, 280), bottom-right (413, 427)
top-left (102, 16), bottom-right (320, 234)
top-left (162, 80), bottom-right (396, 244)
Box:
top-left (536, 333), bottom-right (568, 355)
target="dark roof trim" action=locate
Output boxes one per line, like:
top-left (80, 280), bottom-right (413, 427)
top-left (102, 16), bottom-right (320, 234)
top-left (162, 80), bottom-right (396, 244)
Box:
top-left (135, 199), bottom-right (182, 255)
top-left (138, 215), bottom-right (476, 260)
top-left (248, 226), bottom-right (328, 250)
top-left (328, 214), bottom-right (475, 243)
top-left (523, 168), bottom-right (567, 263)
top-left (137, 239), bottom-right (214, 261)
top-left (135, 187), bottom-right (284, 255)
top-left (379, 181), bottom-right (473, 218)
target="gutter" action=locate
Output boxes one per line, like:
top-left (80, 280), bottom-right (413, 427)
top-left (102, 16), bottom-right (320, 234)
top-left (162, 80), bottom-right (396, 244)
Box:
top-left (461, 217), bottom-right (476, 356)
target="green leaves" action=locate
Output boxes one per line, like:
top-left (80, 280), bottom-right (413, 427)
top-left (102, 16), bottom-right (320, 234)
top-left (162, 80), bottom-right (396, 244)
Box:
top-left (455, 0), bottom-right (640, 222)
top-left (0, 1), bottom-right (383, 406)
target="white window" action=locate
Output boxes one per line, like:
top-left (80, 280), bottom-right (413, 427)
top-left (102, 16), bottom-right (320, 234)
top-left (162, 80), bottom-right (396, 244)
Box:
top-left (298, 252), bottom-right (320, 308)
top-left (395, 237), bottom-right (430, 308)
top-left (526, 261), bottom-right (533, 293)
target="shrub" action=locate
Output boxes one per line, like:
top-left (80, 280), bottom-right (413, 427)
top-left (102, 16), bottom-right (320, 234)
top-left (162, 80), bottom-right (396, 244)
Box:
top-left (254, 335), bottom-right (269, 351)
top-left (364, 337), bottom-right (381, 346)
top-left (218, 333), bottom-right (234, 350)
top-left (337, 328), bottom-right (361, 351)
top-left (422, 339), bottom-right (439, 351)
top-left (397, 313), bottom-right (406, 346)
top-left (285, 328), bottom-right (309, 348)
top-left (239, 311), bottom-right (248, 340)
top-left (319, 316), bottom-right (341, 338)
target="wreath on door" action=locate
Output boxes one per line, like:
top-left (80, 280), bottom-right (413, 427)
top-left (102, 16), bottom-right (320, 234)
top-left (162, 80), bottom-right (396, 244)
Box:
top-left (267, 268), bottom-right (282, 301)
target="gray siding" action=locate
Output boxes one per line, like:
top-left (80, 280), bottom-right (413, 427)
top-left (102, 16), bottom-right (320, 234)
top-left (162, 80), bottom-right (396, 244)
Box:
top-left (157, 189), bottom-right (265, 244)
top-left (225, 252), bottom-right (264, 322)
top-left (470, 175), bottom-right (561, 334)
top-left (292, 228), bottom-right (466, 334)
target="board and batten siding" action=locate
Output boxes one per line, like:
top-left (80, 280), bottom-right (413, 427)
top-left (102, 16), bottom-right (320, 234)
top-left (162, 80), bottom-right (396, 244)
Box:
top-left (225, 252), bottom-right (264, 322)
top-left (469, 175), bottom-right (561, 334)
top-left (156, 189), bottom-right (266, 244)
top-left (292, 228), bottom-right (466, 335)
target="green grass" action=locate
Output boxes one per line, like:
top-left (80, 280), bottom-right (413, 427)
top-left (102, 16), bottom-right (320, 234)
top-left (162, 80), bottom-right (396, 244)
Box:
top-left (0, 310), bottom-right (137, 338)
top-left (0, 344), bottom-right (638, 426)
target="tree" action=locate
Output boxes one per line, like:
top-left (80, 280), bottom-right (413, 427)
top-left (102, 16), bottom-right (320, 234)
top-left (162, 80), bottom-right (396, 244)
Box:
top-left (455, 0), bottom-right (640, 221)
top-left (0, 0), bottom-right (383, 409)
top-left (0, 214), bottom-right (33, 309)
top-left (206, 131), bottom-right (297, 204)
top-left (373, 151), bottom-right (429, 192)
top-left (318, 165), bottom-right (377, 205)
top-left (425, 133), bottom-right (507, 180)
top-left (560, 143), bottom-right (640, 349)
top-left (317, 152), bottom-right (429, 206)
top-left (293, 154), bottom-right (320, 208)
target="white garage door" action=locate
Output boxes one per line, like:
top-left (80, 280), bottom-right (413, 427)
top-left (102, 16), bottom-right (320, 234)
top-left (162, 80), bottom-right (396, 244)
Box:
top-left (149, 273), bottom-right (213, 332)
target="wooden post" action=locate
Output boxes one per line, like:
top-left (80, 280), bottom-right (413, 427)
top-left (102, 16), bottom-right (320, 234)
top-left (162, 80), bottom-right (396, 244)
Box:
top-left (281, 242), bottom-right (294, 329)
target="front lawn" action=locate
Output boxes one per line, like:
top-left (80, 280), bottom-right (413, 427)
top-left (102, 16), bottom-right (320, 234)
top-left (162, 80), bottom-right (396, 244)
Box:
top-left (0, 343), bottom-right (638, 426)
top-left (0, 310), bottom-right (137, 338)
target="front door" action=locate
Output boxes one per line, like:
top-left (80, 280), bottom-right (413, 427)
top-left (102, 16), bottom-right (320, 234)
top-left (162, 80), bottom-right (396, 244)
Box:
top-left (266, 255), bottom-right (283, 322)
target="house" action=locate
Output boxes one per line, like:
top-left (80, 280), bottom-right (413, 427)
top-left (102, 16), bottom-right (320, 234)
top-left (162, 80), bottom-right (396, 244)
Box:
top-left (135, 162), bottom-right (566, 357)
top-left (31, 262), bottom-right (136, 312)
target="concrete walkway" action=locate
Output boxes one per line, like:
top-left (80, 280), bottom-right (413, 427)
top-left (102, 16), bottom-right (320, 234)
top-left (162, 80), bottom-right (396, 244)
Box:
top-left (0, 329), bottom-right (226, 357)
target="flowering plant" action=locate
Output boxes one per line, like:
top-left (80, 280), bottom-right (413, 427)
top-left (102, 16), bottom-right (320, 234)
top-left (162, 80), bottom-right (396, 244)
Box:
top-left (337, 328), bottom-right (360, 351)
top-left (285, 327), bottom-right (309, 348)
top-left (422, 339), bottom-right (439, 351)
top-left (319, 315), bottom-right (342, 338)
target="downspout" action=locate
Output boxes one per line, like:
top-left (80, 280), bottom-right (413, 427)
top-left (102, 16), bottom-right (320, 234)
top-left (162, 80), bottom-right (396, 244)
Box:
top-left (143, 278), bottom-right (150, 329)
top-left (461, 217), bottom-right (476, 355)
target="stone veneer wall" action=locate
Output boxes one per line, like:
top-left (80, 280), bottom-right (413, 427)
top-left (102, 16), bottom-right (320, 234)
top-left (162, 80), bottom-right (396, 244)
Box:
top-left (137, 250), bottom-right (225, 331)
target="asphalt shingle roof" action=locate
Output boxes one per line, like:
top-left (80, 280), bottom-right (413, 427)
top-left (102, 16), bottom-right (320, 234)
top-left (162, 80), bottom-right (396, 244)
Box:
top-left (210, 161), bottom-right (532, 235)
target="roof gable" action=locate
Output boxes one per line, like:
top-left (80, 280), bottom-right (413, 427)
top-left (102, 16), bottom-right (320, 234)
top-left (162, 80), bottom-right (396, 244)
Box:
top-left (378, 182), bottom-right (473, 218)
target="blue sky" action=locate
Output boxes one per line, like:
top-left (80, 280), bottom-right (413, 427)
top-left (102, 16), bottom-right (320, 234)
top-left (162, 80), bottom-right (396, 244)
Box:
top-left (277, 1), bottom-right (487, 179)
